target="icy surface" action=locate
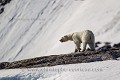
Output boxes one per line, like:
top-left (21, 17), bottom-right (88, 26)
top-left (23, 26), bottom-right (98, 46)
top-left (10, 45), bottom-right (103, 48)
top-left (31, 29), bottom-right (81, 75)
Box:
top-left (0, 0), bottom-right (120, 79)
top-left (0, 60), bottom-right (120, 80)
top-left (0, 0), bottom-right (120, 61)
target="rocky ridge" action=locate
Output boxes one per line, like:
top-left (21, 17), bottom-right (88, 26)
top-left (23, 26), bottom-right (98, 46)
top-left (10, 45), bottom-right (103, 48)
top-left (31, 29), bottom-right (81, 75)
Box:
top-left (0, 42), bottom-right (120, 69)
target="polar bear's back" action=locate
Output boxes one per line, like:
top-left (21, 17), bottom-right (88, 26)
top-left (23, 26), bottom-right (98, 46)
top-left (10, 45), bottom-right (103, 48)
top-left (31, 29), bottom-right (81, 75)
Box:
top-left (81, 30), bottom-right (95, 43)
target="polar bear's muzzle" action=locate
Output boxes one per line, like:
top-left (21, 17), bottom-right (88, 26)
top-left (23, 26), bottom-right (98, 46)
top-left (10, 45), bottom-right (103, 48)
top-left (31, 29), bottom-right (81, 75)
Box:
top-left (60, 36), bottom-right (69, 42)
top-left (59, 39), bottom-right (64, 42)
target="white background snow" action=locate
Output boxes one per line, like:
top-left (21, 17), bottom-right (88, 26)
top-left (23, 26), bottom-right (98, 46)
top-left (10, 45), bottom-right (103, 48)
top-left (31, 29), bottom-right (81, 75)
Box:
top-left (0, 0), bottom-right (120, 80)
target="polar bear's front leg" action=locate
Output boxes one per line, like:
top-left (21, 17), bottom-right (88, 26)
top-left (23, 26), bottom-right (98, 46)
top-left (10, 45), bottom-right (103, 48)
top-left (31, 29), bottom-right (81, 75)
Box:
top-left (82, 42), bottom-right (87, 52)
top-left (74, 42), bottom-right (81, 52)
top-left (72, 34), bottom-right (81, 52)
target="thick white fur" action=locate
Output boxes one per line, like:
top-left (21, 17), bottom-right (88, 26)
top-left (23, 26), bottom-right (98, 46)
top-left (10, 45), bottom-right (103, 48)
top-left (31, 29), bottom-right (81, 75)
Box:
top-left (60, 30), bottom-right (95, 52)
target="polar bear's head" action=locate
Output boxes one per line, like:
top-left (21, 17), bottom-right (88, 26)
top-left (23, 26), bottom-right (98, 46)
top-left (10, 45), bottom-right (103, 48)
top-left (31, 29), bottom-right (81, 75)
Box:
top-left (59, 35), bottom-right (69, 42)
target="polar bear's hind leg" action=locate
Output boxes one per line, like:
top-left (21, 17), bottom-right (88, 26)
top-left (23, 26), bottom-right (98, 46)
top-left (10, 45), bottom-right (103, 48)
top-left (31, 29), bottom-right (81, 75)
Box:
top-left (88, 43), bottom-right (95, 51)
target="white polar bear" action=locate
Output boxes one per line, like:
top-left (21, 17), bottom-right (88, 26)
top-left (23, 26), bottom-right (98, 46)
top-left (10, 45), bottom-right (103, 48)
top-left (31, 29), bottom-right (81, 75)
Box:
top-left (60, 30), bottom-right (95, 52)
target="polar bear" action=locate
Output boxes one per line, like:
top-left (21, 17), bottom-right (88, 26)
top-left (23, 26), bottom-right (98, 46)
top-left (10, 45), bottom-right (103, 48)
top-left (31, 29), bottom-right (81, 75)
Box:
top-left (59, 30), bottom-right (95, 52)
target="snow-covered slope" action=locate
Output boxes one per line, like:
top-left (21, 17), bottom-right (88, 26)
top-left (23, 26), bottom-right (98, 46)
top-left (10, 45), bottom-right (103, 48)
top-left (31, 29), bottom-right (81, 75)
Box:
top-left (0, 0), bottom-right (120, 79)
top-left (0, 0), bottom-right (120, 61)
top-left (0, 60), bottom-right (120, 80)
top-left (0, 0), bottom-right (84, 61)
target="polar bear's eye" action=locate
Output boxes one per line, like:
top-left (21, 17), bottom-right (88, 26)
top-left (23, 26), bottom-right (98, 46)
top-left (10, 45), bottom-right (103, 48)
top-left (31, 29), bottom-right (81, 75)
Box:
top-left (64, 36), bottom-right (67, 38)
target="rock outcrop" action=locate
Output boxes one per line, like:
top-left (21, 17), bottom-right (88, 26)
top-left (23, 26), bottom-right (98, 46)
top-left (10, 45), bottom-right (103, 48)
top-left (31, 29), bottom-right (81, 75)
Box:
top-left (0, 0), bottom-right (12, 14)
top-left (0, 42), bottom-right (120, 70)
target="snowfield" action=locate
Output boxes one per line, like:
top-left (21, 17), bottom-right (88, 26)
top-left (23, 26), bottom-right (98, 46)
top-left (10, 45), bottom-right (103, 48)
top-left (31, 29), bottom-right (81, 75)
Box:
top-left (0, 0), bottom-right (120, 79)
top-left (0, 60), bottom-right (120, 80)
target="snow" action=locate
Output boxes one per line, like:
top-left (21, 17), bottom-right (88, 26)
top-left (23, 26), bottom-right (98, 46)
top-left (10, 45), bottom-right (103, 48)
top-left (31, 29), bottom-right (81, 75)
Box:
top-left (0, 0), bottom-right (120, 79)
top-left (0, 60), bottom-right (120, 80)
top-left (0, 0), bottom-right (120, 61)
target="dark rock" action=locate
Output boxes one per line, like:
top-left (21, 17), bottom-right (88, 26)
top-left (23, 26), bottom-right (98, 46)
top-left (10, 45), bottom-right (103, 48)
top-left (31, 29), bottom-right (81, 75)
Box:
top-left (105, 42), bottom-right (111, 45)
top-left (0, 0), bottom-right (11, 6)
top-left (95, 41), bottom-right (101, 44)
top-left (0, 62), bottom-right (10, 69)
top-left (95, 41), bottom-right (101, 47)
top-left (113, 43), bottom-right (120, 48)
top-left (0, 0), bottom-right (12, 14)
top-left (0, 7), bottom-right (4, 14)
top-left (108, 50), bottom-right (120, 59)
top-left (98, 44), bottom-right (112, 52)
top-left (0, 49), bottom-right (118, 69)
top-left (0, 42), bottom-right (120, 70)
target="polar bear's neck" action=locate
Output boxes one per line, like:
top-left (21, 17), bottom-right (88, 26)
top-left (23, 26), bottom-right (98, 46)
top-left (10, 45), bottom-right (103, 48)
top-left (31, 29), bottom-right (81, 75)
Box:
top-left (67, 33), bottom-right (73, 41)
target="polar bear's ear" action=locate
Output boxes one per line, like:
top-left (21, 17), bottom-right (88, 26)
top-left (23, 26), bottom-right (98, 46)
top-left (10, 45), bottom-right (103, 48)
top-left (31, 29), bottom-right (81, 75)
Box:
top-left (64, 35), bottom-right (68, 38)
